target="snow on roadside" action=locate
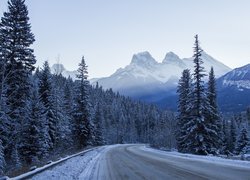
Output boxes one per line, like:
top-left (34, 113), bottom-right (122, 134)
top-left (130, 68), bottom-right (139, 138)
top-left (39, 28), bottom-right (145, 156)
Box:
top-left (30, 146), bottom-right (107, 180)
top-left (141, 146), bottom-right (250, 169)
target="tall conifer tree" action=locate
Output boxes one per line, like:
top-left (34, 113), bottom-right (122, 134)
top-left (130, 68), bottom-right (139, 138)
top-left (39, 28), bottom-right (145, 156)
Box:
top-left (39, 61), bottom-right (56, 150)
top-left (205, 67), bottom-right (222, 153)
top-left (236, 127), bottom-right (249, 155)
top-left (176, 69), bottom-right (192, 152)
top-left (74, 56), bottom-right (91, 149)
top-left (0, 0), bottom-right (36, 165)
top-left (187, 35), bottom-right (213, 155)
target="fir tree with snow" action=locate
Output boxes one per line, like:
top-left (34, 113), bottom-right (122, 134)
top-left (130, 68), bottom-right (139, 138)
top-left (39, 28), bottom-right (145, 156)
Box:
top-left (22, 82), bottom-right (50, 163)
top-left (52, 74), bottom-right (73, 150)
top-left (39, 61), bottom-right (56, 150)
top-left (235, 127), bottom-right (249, 155)
top-left (176, 69), bottom-right (192, 152)
top-left (73, 56), bottom-right (91, 149)
top-left (0, 0), bottom-right (36, 166)
top-left (205, 67), bottom-right (222, 153)
top-left (187, 35), bottom-right (210, 155)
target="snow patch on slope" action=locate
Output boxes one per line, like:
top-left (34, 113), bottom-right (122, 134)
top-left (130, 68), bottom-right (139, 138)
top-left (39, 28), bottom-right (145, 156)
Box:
top-left (223, 80), bottom-right (250, 89)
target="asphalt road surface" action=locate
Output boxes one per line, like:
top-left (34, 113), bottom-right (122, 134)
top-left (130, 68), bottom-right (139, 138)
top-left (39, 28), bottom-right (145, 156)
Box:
top-left (86, 144), bottom-right (250, 180)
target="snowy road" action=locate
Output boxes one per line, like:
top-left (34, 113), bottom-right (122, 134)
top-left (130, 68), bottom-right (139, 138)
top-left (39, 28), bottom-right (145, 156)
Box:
top-left (32, 144), bottom-right (250, 180)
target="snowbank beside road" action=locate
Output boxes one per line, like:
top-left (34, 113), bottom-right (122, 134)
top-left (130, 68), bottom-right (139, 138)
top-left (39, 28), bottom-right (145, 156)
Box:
top-left (30, 147), bottom-right (105, 180)
top-left (141, 146), bottom-right (250, 169)
top-left (12, 147), bottom-right (97, 180)
top-left (30, 145), bottom-right (120, 180)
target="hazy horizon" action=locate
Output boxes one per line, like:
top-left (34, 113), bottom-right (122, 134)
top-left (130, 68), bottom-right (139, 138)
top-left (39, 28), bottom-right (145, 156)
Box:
top-left (1, 0), bottom-right (250, 78)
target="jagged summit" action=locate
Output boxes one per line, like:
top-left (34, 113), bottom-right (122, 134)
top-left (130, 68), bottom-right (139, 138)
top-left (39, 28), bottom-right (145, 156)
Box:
top-left (130, 51), bottom-right (157, 66)
top-left (93, 50), bottom-right (232, 93)
top-left (162, 52), bottom-right (180, 63)
top-left (162, 51), bottom-right (186, 68)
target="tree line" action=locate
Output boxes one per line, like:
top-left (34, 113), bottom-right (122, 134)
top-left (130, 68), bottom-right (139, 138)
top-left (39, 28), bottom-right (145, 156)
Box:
top-left (0, 0), bottom-right (176, 176)
top-left (176, 35), bottom-right (250, 155)
top-left (0, 0), bottom-right (249, 177)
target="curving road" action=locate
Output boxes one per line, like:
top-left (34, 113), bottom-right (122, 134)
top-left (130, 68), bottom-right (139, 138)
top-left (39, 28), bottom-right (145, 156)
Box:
top-left (83, 144), bottom-right (250, 180)
top-left (32, 144), bottom-right (250, 180)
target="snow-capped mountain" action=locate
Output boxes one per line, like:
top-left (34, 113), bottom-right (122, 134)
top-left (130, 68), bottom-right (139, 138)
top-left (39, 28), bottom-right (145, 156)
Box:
top-left (217, 64), bottom-right (250, 90)
top-left (51, 64), bottom-right (77, 80)
top-left (217, 64), bottom-right (250, 112)
top-left (93, 51), bottom-right (231, 99)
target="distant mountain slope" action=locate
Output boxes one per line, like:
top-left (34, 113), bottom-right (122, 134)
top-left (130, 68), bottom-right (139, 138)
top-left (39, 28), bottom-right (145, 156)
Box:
top-left (217, 64), bottom-right (250, 112)
top-left (51, 54), bottom-right (249, 112)
top-left (92, 51), bottom-right (231, 105)
top-left (157, 64), bottom-right (250, 112)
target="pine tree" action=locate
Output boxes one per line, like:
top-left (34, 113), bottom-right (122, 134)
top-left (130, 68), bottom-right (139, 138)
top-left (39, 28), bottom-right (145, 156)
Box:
top-left (39, 61), bottom-right (56, 150)
top-left (236, 127), bottom-right (249, 155)
top-left (205, 67), bottom-right (222, 153)
top-left (53, 74), bottom-right (72, 150)
top-left (0, 0), bottom-right (36, 72)
top-left (176, 69), bottom-right (192, 152)
top-left (188, 35), bottom-right (210, 155)
top-left (73, 56), bottom-right (91, 149)
top-left (0, 0), bottom-right (36, 163)
top-left (22, 82), bottom-right (49, 163)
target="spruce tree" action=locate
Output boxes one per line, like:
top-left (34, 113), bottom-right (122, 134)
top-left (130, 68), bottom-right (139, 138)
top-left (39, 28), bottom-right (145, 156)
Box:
top-left (39, 61), bottom-right (56, 150)
top-left (22, 82), bottom-right (49, 163)
top-left (73, 56), bottom-right (91, 149)
top-left (236, 127), bottom-right (249, 155)
top-left (188, 35), bottom-right (210, 155)
top-left (205, 67), bottom-right (222, 153)
top-left (0, 0), bottom-right (36, 163)
top-left (0, 0), bottom-right (36, 71)
top-left (176, 69), bottom-right (192, 152)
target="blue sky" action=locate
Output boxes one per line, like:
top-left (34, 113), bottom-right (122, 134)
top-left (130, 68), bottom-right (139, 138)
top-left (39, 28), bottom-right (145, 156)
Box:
top-left (1, 0), bottom-right (250, 78)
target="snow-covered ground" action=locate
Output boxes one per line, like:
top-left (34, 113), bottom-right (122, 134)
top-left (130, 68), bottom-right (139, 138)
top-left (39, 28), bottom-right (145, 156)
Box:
top-left (28, 146), bottom-right (109, 180)
top-left (141, 146), bottom-right (250, 169)
top-left (17, 144), bottom-right (250, 180)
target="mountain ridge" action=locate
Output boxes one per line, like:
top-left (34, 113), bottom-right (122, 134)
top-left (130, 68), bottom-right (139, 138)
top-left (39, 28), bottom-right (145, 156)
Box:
top-left (92, 51), bottom-right (231, 93)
